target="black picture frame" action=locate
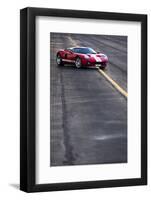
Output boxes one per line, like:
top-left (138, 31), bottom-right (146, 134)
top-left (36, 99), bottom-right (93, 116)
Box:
top-left (20, 7), bottom-right (147, 192)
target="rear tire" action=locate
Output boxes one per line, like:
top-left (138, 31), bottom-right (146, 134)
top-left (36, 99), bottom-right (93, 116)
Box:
top-left (56, 54), bottom-right (64, 66)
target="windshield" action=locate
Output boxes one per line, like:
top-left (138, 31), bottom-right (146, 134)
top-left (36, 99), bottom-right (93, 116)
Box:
top-left (73, 47), bottom-right (96, 54)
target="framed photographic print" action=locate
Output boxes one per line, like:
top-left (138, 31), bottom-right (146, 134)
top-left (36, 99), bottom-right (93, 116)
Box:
top-left (20, 7), bottom-right (147, 192)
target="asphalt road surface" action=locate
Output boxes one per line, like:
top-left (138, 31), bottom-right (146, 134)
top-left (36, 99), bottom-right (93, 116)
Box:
top-left (50, 33), bottom-right (127, 166)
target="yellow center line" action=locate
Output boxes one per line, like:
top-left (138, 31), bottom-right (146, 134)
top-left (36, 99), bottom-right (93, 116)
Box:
top-left (97, 68), bottom-right (128, 98)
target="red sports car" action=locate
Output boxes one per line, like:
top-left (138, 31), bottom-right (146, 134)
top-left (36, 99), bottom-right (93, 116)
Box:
top-left (56, 47), bottom-right (108, 69)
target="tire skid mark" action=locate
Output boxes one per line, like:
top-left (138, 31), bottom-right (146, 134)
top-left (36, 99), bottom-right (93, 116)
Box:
top-left (67, 35), bottom-right (79, 47)
top-left (60, 68), bottom-right (75, 165)
top-left (83, 35), bottom-right (127, 54)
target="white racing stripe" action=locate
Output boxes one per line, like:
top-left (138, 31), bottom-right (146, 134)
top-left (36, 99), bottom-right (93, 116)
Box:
top-left (62, 59), bottom-right (75, 63)
top-left (91, 55), bottom-right (102, 62)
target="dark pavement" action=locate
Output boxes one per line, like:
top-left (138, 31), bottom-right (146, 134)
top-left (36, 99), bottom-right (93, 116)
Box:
top-left (50, 33), bottom-right (127, 166)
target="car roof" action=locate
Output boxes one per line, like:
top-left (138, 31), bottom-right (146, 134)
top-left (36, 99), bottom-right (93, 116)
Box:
top-left (71, 47), bottom-right (90, 49)
top-left (67, 47), bottom-right (92, 50)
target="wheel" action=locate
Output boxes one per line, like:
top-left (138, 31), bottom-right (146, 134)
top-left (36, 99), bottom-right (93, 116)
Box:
top-left (75, 57), bottom-right (82, 68)
top-left (99, 63), bottom-right (107, 70)
top-left (56, 54), bottom-right (64, 66)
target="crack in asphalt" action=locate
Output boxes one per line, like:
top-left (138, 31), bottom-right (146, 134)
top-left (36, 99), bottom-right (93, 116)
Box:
top-left (60, 67), bottom-right (75, 165)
